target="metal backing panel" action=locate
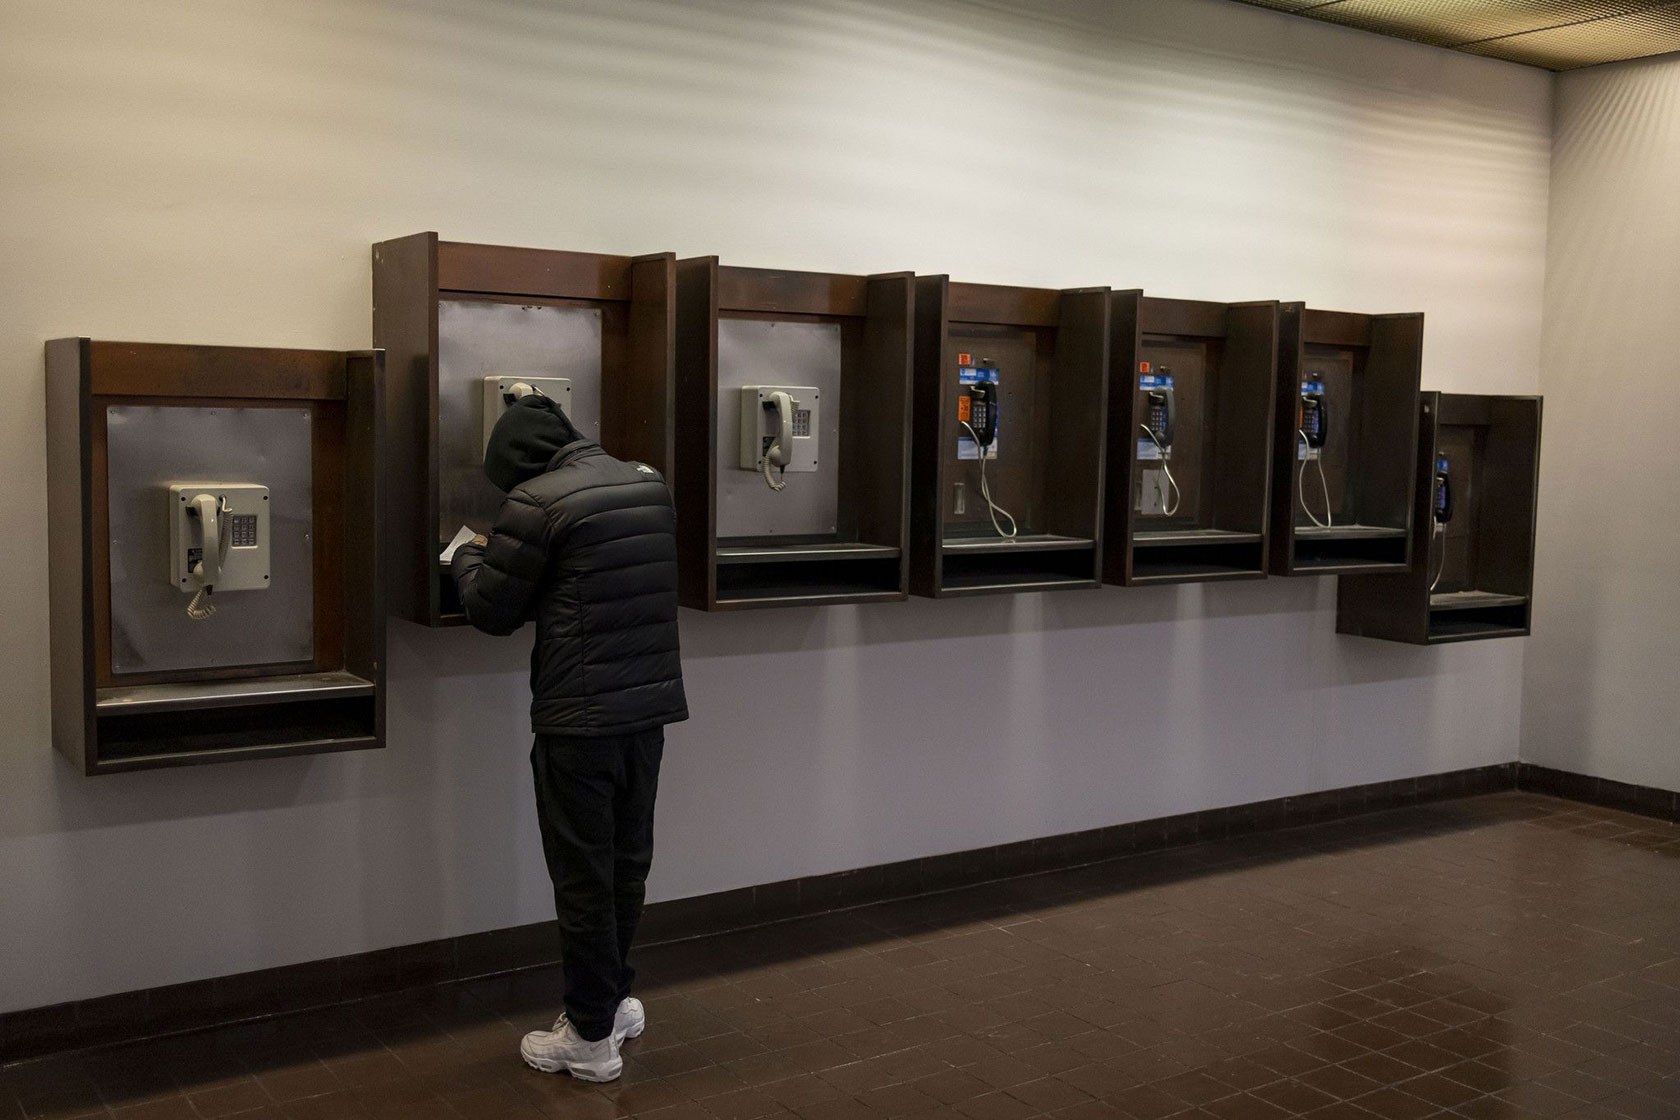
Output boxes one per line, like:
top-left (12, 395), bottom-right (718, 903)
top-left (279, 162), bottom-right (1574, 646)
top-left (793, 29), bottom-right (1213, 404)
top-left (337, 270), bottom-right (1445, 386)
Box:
top-left (437, 300), bottom-right (602, 538)
top-left (1226, 0), bottom-right (1680, 69)
top-left (107, 405), bottom-right (314, 673)
top-left (715, 318), bottom-right (842, 540)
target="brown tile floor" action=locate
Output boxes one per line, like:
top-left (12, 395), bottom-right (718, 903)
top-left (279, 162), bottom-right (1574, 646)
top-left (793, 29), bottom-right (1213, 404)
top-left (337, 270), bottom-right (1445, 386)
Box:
top-left (5, 792), bottom-right (1680, 1120)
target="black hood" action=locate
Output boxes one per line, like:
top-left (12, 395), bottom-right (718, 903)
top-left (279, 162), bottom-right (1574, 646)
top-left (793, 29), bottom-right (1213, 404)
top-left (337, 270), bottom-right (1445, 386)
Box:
top-left (484, 393), bottom-right (586, 492)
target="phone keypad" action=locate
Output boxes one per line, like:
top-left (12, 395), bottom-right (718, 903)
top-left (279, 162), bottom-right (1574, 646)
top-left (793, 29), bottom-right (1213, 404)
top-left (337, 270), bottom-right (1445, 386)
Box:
top-left (229, 514), bottom-right (258, 548)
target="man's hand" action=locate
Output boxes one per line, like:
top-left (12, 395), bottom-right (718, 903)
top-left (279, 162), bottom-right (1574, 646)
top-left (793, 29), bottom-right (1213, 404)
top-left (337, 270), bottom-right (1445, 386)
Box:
top-left (471, 534), bottom-right (489, 549)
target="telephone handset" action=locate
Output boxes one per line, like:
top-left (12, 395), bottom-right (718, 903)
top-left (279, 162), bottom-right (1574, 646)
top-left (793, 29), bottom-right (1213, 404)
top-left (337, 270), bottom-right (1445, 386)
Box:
top-left (957, 362), bottom-right (1015, 539)
top-left (761, 390), bottom-right (793, 491)
top-left (169, 482), bottom-right (271, 620)
top-left (187, 494), bottom-right (223, 617)
top-left (1297, 383), bottom-right (1332, 528)
top-left (967, 381), bottom-right (999, 449)
top-left (738, 385), bottom-right (819, 491)
top-left (1136, 370), bottom-right (1180, 516)
top-left (1429, 456), bottom-right (1452, 591)
top-left (1300, 391), bottom-right (1328, 449)
top-left (1144, 378), bottom-right (1175, 450)
top-left (1433, 458), bottom-right (1453, 524)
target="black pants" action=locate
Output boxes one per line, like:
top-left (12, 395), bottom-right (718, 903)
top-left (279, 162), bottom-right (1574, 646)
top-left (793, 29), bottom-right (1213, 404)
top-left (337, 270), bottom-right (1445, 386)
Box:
top-left (530, 729), bottom-right (664, 1042)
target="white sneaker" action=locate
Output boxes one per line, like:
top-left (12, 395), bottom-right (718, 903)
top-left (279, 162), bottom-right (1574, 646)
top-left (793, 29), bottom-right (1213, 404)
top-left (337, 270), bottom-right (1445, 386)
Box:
top-left (613, 997), bottom-right (646, 1046)
top-left (520, 1014), bottom-right (623, 1082)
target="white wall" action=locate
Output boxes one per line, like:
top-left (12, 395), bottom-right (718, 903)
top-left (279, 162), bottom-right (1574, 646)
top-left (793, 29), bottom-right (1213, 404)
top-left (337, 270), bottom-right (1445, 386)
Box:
top-left (1523, 53), bottom-right (1680, 793)
top-left (0, 0), bottom-right (1551, 1013)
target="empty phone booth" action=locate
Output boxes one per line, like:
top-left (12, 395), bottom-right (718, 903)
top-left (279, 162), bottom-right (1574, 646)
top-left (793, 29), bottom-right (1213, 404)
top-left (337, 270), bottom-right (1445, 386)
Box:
top-left (1270, 304), bottom-right (1423, 576)
top-left (1338, 392), bottom-right (1542, 644)
top-left (1104, 293), bottom-right (1280, 585)
top-left (672, 259), bottom-right (914, 609)
top-left (911, 278), bottom-right (1110, 597)
top-left (44, 340), bottom-right (386, 773)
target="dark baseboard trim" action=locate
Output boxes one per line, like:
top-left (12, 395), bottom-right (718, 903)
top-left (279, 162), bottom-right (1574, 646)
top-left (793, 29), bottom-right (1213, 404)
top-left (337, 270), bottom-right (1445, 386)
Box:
top-left (1516, 762), bottom-right (1680, 821)
top-left (13, 759), bottom-right (1674, 1066)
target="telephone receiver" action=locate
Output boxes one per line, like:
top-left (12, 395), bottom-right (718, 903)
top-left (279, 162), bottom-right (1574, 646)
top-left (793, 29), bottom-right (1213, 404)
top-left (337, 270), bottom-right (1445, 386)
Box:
top-left (1434, 460), bottom-right (1453, 524)
top-left (503, 380), bottom-right (541, 404)
top-left (762, 390), bottom-right (794, 469)
top-left (1145, 387), bottom-right (1175, 448)
top-left (968, 380), bottom-right (999, 448)
top-left (187, 492), bottom-right (227, 591)
top-left (1300, 391), bottom-right (1328, 449)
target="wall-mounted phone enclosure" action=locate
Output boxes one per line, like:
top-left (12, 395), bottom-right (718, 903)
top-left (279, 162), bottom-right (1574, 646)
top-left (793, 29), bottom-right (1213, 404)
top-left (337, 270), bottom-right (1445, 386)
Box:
top-left (1103, 293), bottom-right (1279, 585)
top-left (44, 339), bottom-right (386, 775)
top-left (1269, 304), bottom-right (1424, 576)
top-left (737, 385), bottom-right (820, 473)
top-left (374, 233), bottom-right (676, 625)
top-left (1338, 392), bottom-right (1542, 644)
top-left (673, 260), bottom-right (913, 610)
top-left (910, 278), bottom-right (1110, 597)
top-left (168, 482), bottom-right (271, 593)
top-left (481, 376), bottom-right (571, 455)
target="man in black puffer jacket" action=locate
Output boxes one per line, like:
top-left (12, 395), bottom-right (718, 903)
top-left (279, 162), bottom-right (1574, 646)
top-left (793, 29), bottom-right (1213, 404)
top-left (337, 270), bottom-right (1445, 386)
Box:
top-left (452, 393), bottom-right (687, 1083)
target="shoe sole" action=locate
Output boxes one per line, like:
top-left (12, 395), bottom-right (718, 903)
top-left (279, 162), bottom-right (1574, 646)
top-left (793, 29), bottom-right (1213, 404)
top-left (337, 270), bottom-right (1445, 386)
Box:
top-left (520, 1046), bottom-right (623, 1082)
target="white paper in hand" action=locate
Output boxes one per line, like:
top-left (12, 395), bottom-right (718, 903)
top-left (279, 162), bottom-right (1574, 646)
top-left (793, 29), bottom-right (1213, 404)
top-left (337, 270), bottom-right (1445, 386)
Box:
top-left (440, 525), bottom-right (478, 565)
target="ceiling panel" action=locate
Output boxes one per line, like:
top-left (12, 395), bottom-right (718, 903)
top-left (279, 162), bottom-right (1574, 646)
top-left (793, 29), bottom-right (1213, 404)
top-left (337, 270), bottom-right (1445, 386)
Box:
top-left (1226, 0), bottom-right (1680, 68)
top-left (1459, 3), bottom-right (1680, 67)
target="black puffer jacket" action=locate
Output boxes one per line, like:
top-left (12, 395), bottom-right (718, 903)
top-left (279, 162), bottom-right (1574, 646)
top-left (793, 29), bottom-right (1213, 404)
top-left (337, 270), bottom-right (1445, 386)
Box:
top-left (452, 398), bottom-right (687, 737)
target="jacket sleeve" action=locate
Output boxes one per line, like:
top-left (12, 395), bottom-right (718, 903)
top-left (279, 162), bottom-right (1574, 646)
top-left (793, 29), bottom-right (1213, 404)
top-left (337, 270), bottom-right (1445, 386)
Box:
top-left (452, 489), bottom-right (551, 636)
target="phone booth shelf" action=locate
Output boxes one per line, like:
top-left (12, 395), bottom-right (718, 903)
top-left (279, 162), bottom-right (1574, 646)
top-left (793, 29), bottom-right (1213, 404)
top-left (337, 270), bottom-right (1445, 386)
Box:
top-left (43, 339), bottom-right (386, 774)
top-left (1102, 292), bottom-right (1281, 587)
top-left (1268, 304), bottom-right (1425, 577)
top-left (1337, 392), bottom-right (1542, 645)
top-left (909, 278), bottom-right (1111, 598)
top-left (672, 259), bottom-right (914, 611)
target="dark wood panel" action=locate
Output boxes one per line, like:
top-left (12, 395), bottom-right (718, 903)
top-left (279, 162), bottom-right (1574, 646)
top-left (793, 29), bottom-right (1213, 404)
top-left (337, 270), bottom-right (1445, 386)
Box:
top-left (621, 254), bottom-right (677, 476)
top-left (87, 342), bottom-right (346, 400)
top-left (1268, 303), bottom-right (1305, 574)
top-left (673, 257), bottom-right (719, 609)
top-left (437, 240), bottom-right (632, 301)
top-left (1473, 395), bottom-right (1542, 599)
top-left (948, 282), bottom-right (1059, 328)
top-left (1043, 288), bottom-right (1110, 556)
top-left (45, 339), bottom-right (95, 773)
top-left (1140, 296), bottom-right (1226, 339)
top-left (1439, 394), bottom-right (1495, 427)
top-left (1213, 301), bottom-right (1280, 540)
top-left (1103, 290), bottom-right (1143, 585)
top-left (852, 273), bottom-right (914, 559)
top-left (310, 400), bottom-right (347, 675)
top-left (909, 276), bottom-right (949, 597)
top-left (1360, 314), bottom-right (1425, 544)
top-left (1300, 309), bottom-right (1369, 348)
top-left (341, 352), bottom-right (386, 737)
top-left (371, 232), bottom-right (439, 624)
top-left (717, 267), bottom-right (869, 318)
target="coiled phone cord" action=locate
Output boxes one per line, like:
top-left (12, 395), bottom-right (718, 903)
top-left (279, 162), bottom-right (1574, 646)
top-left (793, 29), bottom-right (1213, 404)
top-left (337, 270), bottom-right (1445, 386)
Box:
top-left (761, 454), bottom-right (787, 492)
top-left (1298, 430), bottom-right (1333, 529)
top-left (961, 421), bottom-right (1017, 540)
top-left (1138, 425), bottom-right (1182, 517)
top-left (186, 586), bottom-right (216, 621)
